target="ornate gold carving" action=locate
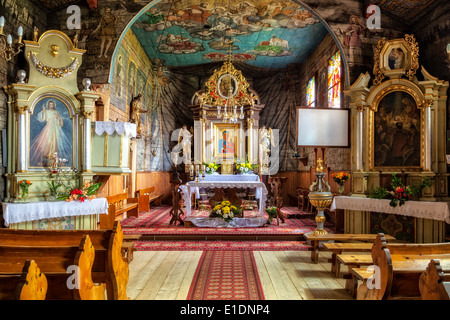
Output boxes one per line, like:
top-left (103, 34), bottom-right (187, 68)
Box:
top-left (373, 38), bottom-right (386, 86)
top-left (420, 99), bottom-right (433, 108)
top-left (82, 111), bottom-right (93, 119)
top-left (316, 158), bottom-right (324, 172)
top-left (16, 105), bottom-right (28, 114)
top-left (355, 105), bottom-right (367, 112)
top-left (405, 34), bottom-right (419, 81)
top-left (29, 52), bottom-right (78, 79)
top-left (51, 45), bottom-right (59, 57)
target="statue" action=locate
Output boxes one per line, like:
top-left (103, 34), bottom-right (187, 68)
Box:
top-left (178, 124), bottom-right (193, 164)
top-left (130, 94), bottom-right (148, 137)
top-left (259, 125), bottom-right (273, 174)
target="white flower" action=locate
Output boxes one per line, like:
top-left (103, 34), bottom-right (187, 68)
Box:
top-left (244, 167), bottom-right (249, 172)
top-left (223, 213), bottom-right (228, 219)
top-left (217, 210), bottom-right (221, 215)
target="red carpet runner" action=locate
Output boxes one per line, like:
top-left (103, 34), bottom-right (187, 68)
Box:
top-left (187, 251), bottom-right (265, 300)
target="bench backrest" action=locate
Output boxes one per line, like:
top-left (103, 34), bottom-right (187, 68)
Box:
top-left (419, 259), bottom-right (450, 300)
top-left (137, 187), bottom-right (155, 196)
top-left (107, 193), bottom-right (129, 207)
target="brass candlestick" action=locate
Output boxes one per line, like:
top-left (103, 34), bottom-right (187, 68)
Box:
top-left (308, 158), bottom-right (333, 235)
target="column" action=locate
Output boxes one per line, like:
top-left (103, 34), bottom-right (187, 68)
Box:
top-left (16, 108), bottom-right (27, 172)
top-left (82, 111), bottom-right (93, 172)
top-left (355, 105), bottom-right (365, 171)
top-left (424, 103), bottom-right (432, 171)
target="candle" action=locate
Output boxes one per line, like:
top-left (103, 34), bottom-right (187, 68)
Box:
top-left (17, 25), bottom-right (23, 37)
top-left (7, 34), bottom-right (12, 46)
top-left (0, 16), bottom-right (5, 28)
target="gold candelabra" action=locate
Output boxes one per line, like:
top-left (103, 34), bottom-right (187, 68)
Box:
top-left (0, 16), bottom-right (24, 61)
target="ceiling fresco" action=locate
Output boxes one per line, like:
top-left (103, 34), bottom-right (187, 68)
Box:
top-left (130, 0), bottom-right (329, 69)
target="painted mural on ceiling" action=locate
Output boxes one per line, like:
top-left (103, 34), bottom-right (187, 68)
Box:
top-left (130, 0), bottom-right (329, 69)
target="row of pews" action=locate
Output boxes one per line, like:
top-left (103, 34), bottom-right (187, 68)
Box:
top-left (0, 221), bottom-right (130, 300)
top-left (305, 232), bottom-right (450, 300)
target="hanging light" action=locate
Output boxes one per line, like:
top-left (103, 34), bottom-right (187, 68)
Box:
top-left (0, 16), bottom-right (24, 61)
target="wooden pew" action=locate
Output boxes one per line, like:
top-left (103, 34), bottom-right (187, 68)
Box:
top-left (304, 232), bottom-right (396, 263)
top-left (100, 192), bottom-right (139, 229)
top-left (323, 242), bottom-right (374, 277)
top-left (419, 259), bottom-right (450, 300)
top-left (137, 186), bottom-right (163, 212)
top-left (0, 221), bottom-right (130, 300)
top-left (0, 235), bottom-right (104, 299)
top-left (355, 234), bottom-right (450, 300)
top-left (0, 260), bottom-right (47, 300)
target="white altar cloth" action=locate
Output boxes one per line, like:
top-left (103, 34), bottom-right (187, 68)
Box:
top-left (94, 121), bottom-right (137, 138)
top-left (2, 198), bottom-right (109, 226)
top-left (180, 180), bottom-right (268, 218)
top-left (330, 196), bottom-right (450, 223)
top-left (191, 173), bottom-right (262, 199)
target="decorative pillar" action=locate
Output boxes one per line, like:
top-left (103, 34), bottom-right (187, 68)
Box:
top-left (247, 117), bottom-right (254, 162)
top-left (75, 91), bottom-right (100, 173)
top-left (355, 105), bottom-right (365, 172)
top-left (423, 100), bottom-right (433, 171)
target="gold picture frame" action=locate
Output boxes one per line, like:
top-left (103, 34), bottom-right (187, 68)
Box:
top-left (213, 123), bottom-right (239, 160)
top-left (373, 34), bottom-right (419, 86)
top-left (368, 86), bottom-right (426, 172)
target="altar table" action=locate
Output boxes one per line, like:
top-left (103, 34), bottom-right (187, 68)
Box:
top-left (2, 198), bottom-right (109, 229)
top-left (179, 176), bottom-right (269, 227)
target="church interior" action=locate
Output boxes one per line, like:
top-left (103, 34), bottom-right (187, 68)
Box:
top-left (0, 0), bottom-right (449, 304)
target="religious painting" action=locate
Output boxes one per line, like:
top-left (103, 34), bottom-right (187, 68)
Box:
top-left (388, 47), bottom-right (406, 70)
top-left (213, 123), bottom-right (239, 159)
top-left (374, 91), bottom-right (421, 168)
top-left (127, 61), bottom-right (137, 104)
top-left (328, 51), bottom-right (341, 108)
top-left (29, 96), bottom-right (74, 168)
top-left (218, 74), bottom-right (238, 99)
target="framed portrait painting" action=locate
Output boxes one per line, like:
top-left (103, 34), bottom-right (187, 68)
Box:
top-left (373, 90), bottom-right (421, 169)
top-left (213, 123), bottom-right (239, 159)
top-left (29, 96), bottom-right (74, 168)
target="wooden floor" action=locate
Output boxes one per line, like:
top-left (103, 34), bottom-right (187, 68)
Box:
top-left (127, 250), bottom-right (353, 300)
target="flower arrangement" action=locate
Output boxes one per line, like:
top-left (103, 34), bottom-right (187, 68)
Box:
top-left (265, 206), bottom-right (278, 223)
top-left (368, 173), bottom-right (433, 208)
top-left (57, 180), bottom-right (102, 202)
top-left (331, 172), bottom-right (351, 194)
top-left (203, 161), bottom-right (220, 174)
top-left (235, 159), bottom-right (258, 174)
top-left (210, 200), bottom-right (240, 222)
top-left (18, 180), bottom-right (32, 200)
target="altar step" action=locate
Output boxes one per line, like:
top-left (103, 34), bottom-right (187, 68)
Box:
top-left (135, 233), bottom-right (306, 241)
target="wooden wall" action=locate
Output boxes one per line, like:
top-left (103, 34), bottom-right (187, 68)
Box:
top-left (95, 171), bottom-right (172, 200)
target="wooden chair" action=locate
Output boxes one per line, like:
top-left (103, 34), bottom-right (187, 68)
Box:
top-left (0, 221), bottom-right (130, 300)
top-left (0, 260), bottom-right (47, 300)
top-left (419, 259), bottom-right (450, 300)
top-left (355, 234), bottom-right (450, 300)
top-left (100, 192), bottom-right (139, 229)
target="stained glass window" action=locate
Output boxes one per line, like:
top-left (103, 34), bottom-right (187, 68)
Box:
top-left (306, 76), bottom-right (316, 107)
top-left (328, 51), bottom-right (341, 108)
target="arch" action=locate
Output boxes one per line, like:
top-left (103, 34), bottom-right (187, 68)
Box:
top-left (107, 0), bottom-right (351, 88)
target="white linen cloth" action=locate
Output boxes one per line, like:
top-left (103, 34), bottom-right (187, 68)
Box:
top-left (330, 196), bottom-right (450, 223)
top-left (94, 121), bottom-right (137, 138)
top-left (180, 180), bottom-right (268, 218)
top-left (2, 198), bottom-right (109, 226)
top-left (190, 173), bottom-right (261, 199)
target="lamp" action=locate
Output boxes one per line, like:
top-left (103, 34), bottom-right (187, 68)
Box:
top-left (0, 16), bottom-right (24, 61)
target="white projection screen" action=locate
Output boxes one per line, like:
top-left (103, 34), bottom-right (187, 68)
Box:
top-left (297, 108), bottom-right (349, 147)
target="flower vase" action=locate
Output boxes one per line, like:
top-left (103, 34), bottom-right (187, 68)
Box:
top-left (20, 188), bottom-right (28, 202)
top-left (338, 185), bottom-right (344, 195)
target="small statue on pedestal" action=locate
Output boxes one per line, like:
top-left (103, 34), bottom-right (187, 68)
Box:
top-left (178, 124), bottom-right (193, 167)
top-left (130, 94), bottom-right (148, 138)
top-left (259, 125), bottom-right (273, 174)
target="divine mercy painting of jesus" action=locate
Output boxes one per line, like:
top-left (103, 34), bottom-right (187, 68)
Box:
top-left (29, 97), bottom-right (74, 168)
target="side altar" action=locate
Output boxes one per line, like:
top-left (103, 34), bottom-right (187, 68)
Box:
top-left (343, 35), bottom-right (449, 242)
top-left (1, 30), bottom-right (132, 230)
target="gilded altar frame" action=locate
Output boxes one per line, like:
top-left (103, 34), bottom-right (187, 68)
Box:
top-left (346, 34), bottom-right (448, 202)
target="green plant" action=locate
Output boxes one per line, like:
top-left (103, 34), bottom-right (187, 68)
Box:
top-left (368, 186), bottom-right (389, 199)
top-left (46, 180), bottom-right (62, 196)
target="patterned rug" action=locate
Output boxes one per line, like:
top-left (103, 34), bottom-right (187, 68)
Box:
top-left (122, 205), bottom-right (333, 236)
top-left (135, 240), bottom-right (310, 251)
top-left (187, 251), bottom-right (265, 300)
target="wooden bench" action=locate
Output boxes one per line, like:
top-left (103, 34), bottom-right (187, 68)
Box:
top-left (304, 232), bottom-right (396, 264)
top-left (355, 234), bottom-right (450, 300)
top-left (137, 187), bottom-right (163, 212)
top-left (0, 234), bottom-right (105, 300)
top-left (323, 242), bottom-right (374, 278)
top-left (100, 192), bottom-right (139, 229)
top-left (419, 259), bottom-right (450, 300)
top-left (0, 221), bottom-right (130, 300)
top-left (0, 260), bottom-right (47, 300)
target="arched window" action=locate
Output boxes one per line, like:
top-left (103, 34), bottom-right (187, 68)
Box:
top-left (306, 76), bottom-right (316, 107)
top-left (327, 51), bottom-right (341, 108)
